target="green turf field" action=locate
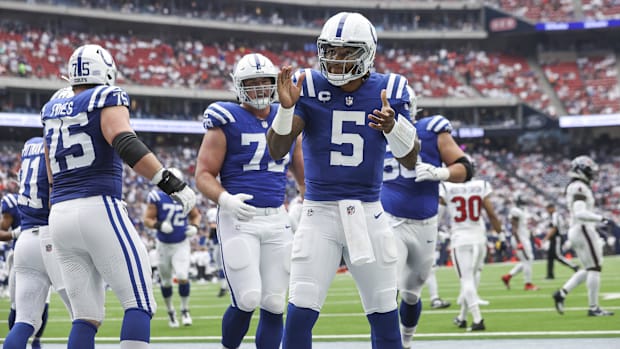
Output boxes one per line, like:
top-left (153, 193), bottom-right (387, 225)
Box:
top-left (1, 256), bottom-right (618, 343)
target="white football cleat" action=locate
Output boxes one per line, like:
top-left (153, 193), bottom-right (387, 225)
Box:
top-left (181, 309), bottom-right (193, 326)
top-left (168, 310), bottom-right (179, 328)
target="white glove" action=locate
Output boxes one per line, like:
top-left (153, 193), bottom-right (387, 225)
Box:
top-left (218, 191), bottom-right (257, 221)
top-left (185, 224), bottom-right (198, 237)
top-left (607, 235), bottom-right (617, 247)
top-left (157, 221), bottom-right (173, 234)
top-left (415, 162), bottom-right (450, 182)
top-left (10, 227), bottom-right (21, 240)
top-left (542, 239), bottom-right (550, 251)
top-left (170, 185), bottom-right (197, 216)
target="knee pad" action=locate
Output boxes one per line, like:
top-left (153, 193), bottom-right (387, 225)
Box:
top-left (289, 282), bottom-right (320, 311)
top-left (399, 290), bottom-right (419, 305)
top-left (223, 238), bottom-right (251, 271)
top-left (236, 289), bottom-right (261, 312)
top-left (261, 293), bottom-right (286, 314)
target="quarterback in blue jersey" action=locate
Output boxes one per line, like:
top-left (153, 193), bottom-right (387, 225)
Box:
top-left (3, 135), bottom-right (74, 349)
top-left (266, 12), bottom-right (420, 349)
top-left (381, 86), bottom-right (473, 348)
top-left (195, 53), bottom-right (304, 349)
top-left (143, 167), bottom-right (202, 328)
top-left (41, 44), bottom-right (196, 349)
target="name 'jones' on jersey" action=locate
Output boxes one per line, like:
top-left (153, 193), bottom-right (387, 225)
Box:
top-left (41, 86), bottom-right (129, 204)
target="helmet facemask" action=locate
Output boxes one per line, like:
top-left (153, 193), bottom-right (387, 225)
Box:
top-left (318, 40), bottom-right (371, 86)
top-left (232, 53), bottom-right (278, 110)
top-left (236, 77), bottom-right (277, 110)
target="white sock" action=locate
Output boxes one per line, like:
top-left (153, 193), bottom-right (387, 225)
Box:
top-left (181, 296), bottom-right (190, 312)
top-left (586, 270), bottom-right (601, 309)
top-left (164, 297), bottom-right (173, 312)
top-left (120, 340), bottom-right (149, 349)
top-left (400, 324), bottom-right (416, 348)
top-left (469, 304), bottom-right (482, 323)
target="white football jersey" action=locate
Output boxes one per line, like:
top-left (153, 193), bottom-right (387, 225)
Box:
top-left (439, 179), bottom-right (492, 247)
top-left (509, 206), bottom-right (529, 242)
top-left (565, 180), bottom-right (596, 226)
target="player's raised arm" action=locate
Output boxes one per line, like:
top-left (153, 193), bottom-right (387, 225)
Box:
top-left (369, 89), bottom-right (419, 169)
top-left (267, 66), bottom-right (306, 160)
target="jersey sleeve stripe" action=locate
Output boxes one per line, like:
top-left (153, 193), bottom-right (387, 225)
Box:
top-left (147, 191), bottom-right (160, 203)
top-left (211, 104), bottom-right (236, 123)
top-left (395, 76), bottom-right (407, 99)
top-left (95, 86), bottom-right (117, 110)
top-left (87, 85), bottom-right (107, 112)
top-left (2, 195), bottom-right (18, 208)
top-left (386, 74), bottom-right (397, 99)
top-left (432, 119), bottom-right (451, 133)
top-left (304, 69), bottom-right (316, 98)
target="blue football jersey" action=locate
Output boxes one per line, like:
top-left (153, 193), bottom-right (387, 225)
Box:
top-left (41, 85), bottom-right (128, 204)
top-left (0, 193), bottom-right (21, 230)
top-left (147, 190), bottom-right (187, 244)
top-left (382, 114), bottom-right (453, 219)
top-left (203, 101), bottom-right (291, 208)
top-left (17, 137), bottom-right (50, 229)
top-left (294, 69), bottom-right (410, 202)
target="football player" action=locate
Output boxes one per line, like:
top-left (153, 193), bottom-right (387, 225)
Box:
top-left (501, 193), bottom-right (539, 291)
top-left (439, 161), bottom-right (504, 332)
top-left (552, 156), bottom-right (614, 316)
top-left (542, 203), bottom-right (579, 279)
top-left (3, 133), bottom-right (74, 349)
top-left (381, 86), bottom-right (472, 348)
top-left (144, 167), bottom-right (202, 328)
top-left (266, 12), bottom-right (420, 349)
top-left (195, 52), bottom-right (304, 349)
top-left (1, 188), bottom-right (21, 341)
top-left (42, 44), bottom-right (196, 349)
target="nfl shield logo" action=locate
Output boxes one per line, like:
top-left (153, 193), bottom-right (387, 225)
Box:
top-left (345, 96), bottom-right (354, 106)
top-left (45, 244), bottom-right (52, 252)
top-left (346, 205), bottom-right (355, 215)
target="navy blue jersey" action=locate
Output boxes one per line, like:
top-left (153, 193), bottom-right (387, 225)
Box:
top-left (41, 86), bottom-right (128, 204)
top-left (382, 115), bottom-right (453, 219)
top-left (17, 137), bottom-right (50, 229)
top-left (203, 102), bottom-right (291, 208)
top-left (294, 69), bottom-right (410, 202)
top-left (0, 193), bottom-right (20, 230)
top-left (147, 190), bottom-right (188, 244)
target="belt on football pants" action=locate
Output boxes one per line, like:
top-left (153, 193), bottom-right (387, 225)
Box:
top-left (254, 206), bottom-right (284, 216)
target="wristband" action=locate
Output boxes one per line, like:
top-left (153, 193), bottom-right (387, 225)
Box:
top-left (271, 105), bottom-right (295, 135)
top-left (384, 118), bottom-right (417, 158)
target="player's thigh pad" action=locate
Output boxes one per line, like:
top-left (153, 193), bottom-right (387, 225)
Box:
top-left (219, 217), bottom-right (262, 311)
top-left (157, 242), bottom-right (174, 286)
top-left (171, 239), bottom-right (191, 281)
top-left (288, 201), bottom-right (344, 311)
top-left (571, 225), bottom-right (603, 269)
top-left (39, 226), bottom-right (66, 292)
top-left (346, 209), bottom-right (399, 314)
top-left (393, 217), bottom-right (437, 302)
top-left (51, 197), bottom-right (156, 319)
top-left (257, 212), bottom-right (293, 313)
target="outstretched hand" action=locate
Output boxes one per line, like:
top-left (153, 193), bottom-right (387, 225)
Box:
top-left (368, 89), bottom-right (396, 133)
top-left (278, 66), bottom-right (305, 109)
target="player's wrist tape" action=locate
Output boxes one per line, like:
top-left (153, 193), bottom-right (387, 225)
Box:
top-left (112, 131), bottom-right (152, 168)
top-left (384, 118), bottom-right (417, 158)
top-left (271, 105), bottom-right (295, 135)
top-left (154, 221), bottom-right (162, 230)
top-left (151, 168), bottom-right (187, 195)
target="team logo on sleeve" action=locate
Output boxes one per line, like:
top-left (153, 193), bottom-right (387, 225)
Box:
top-left (46, 244), bottom-right (53, 252)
